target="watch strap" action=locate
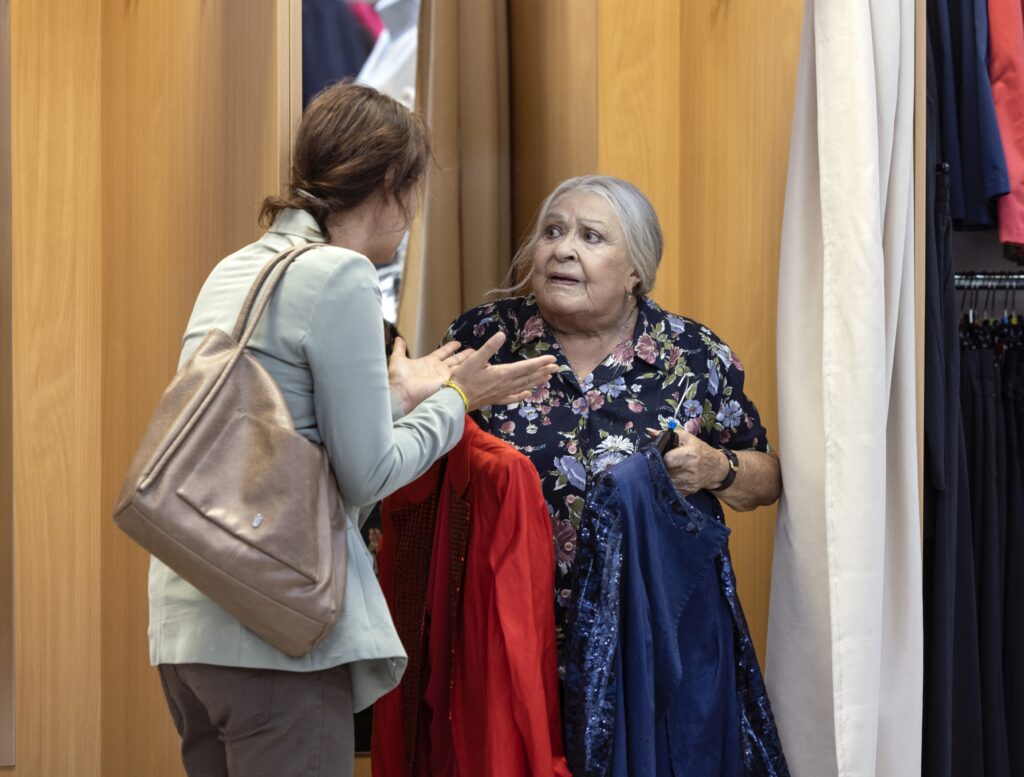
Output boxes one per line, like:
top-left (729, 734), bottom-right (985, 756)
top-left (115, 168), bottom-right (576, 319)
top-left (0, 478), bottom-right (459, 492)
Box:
top-left (710, 447), bottom-right (739, 491)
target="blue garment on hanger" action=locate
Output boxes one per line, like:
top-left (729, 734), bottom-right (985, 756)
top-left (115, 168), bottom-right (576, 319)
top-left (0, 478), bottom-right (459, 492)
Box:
top-left (943, 0), bottom-right (1009, 227)
top-left (564, 447), bottom-right (789, 777)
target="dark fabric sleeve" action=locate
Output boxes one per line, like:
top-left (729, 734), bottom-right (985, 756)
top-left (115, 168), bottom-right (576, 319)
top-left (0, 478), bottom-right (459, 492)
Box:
top-left (442, 302), bottom-right (506, 350)
top-left (708, 342), bottom-right (770, 453)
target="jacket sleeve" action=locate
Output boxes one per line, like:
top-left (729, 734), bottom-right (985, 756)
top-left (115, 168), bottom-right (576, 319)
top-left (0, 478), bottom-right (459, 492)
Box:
top-left (302, 254), bottom-right (465, 508)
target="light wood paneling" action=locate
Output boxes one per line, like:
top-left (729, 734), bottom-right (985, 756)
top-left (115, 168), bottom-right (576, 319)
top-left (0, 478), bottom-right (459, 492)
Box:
top-left (0, 0), bottom-right (12, 765)
top-left (509, 0), bottom-right (598, 247)
top-left (597, 0), bottom-right (804, 658)
top-left (100, 2), bottom-right (292, 775)
top-left (9, 0), bottom-right (104, 773)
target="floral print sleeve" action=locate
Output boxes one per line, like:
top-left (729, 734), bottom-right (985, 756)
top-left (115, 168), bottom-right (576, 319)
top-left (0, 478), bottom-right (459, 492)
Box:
top-left (444, 302), bottom-right (506, 349)
top-left (701, 333), bottom-right (770, 453)
top-left (443, 296), bottom-right (774, 652)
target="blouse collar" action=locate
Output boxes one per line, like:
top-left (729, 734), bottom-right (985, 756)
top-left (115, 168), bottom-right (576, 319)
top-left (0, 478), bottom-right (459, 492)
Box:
top-left (267, 208), bottom-right (326, 243)
top-left (509, 295), bottom-right (678, 377)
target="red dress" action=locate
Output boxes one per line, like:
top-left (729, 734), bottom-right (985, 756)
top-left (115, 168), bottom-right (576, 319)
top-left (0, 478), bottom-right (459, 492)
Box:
top-left (372, 421), bottom-right (571, 777)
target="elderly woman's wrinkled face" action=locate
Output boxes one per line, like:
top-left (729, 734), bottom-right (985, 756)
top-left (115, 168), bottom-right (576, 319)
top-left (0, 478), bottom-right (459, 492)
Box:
top-left (531, 191), bottom-right (639, 331)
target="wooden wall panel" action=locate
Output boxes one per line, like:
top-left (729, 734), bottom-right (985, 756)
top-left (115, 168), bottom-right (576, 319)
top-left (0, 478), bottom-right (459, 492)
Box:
top-left (0, 0), bottom-right (11, 765)
top-left (509, 0), bottom-right (598, 247)
top-left (99, 2), bottom-right (292, 775)
top-left (9, 0), bottom-right (104, 774)
top-left (597, 0), bottom-right (804, 658)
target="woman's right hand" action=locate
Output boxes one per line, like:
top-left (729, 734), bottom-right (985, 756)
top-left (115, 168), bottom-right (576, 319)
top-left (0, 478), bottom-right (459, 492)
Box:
top-left (449, 332), bottom-right (558, 411)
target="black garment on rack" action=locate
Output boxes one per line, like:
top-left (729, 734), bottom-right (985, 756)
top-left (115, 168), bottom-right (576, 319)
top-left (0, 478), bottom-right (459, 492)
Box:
top-left (960, 348), bottom-right (1012, 777)
top-left (928, 0), bottom-right (965, 223)
top-left (923, 35), bottom-right (987, 774)
top-left (1002, 351), bottom-right (1024, 776)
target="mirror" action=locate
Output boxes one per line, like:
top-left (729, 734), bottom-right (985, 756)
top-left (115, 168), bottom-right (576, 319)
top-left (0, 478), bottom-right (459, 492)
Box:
top-left (300, 0), bottom-right (420, 754)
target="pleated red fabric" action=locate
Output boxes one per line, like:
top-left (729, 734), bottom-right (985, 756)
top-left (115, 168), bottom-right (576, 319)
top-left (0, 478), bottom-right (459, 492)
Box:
top-left (372, 421), bottom-right (570, 777)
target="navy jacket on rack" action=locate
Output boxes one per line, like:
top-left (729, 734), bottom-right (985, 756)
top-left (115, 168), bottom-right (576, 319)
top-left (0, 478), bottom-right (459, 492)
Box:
top-left (564, 447), bottom-right (788, 777)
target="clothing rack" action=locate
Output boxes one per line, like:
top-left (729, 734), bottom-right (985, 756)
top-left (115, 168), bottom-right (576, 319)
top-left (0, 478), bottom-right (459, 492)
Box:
top-left (956, 272), bottom-right (1024, 324)
top-left (955, 272), bottom-right (1024, 290)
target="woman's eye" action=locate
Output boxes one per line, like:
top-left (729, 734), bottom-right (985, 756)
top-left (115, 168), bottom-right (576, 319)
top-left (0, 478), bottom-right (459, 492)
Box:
top-left (543, 225), bottom-right (562, 239)
top-left (584, 230), bottom-right (602, 243)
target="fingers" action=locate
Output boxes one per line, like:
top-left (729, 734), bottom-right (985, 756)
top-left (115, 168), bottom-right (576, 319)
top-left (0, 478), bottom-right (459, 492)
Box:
top-left (493, 389), bottom-right (534, 406)
top-left (493, 355), bottom-right (558, 383)
top-left (426, 339), bottom-right (461, 360)
top-left (464, 331), bottom-right (506, 367)
top-left (390, 336), bottom-right (408, 364)
top-left (444, 348), bottom-right (473, 367)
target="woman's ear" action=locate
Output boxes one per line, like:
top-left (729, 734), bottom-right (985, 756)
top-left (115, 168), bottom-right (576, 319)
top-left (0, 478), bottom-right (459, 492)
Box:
top-left (629, 269), bottom-right (641, 295)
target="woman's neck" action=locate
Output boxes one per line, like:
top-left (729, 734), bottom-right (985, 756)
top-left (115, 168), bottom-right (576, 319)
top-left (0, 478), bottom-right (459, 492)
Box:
top-left (548, 302), bottom-right (637, 379)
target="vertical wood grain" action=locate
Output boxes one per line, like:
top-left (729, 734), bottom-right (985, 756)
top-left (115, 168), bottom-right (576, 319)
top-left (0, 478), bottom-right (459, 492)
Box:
top-left (100, 2), bottom-right (290, 775)
top-left (0, 0), bottom-right (11, 765)
top-left (9, 0), bottom-right (104, 774)
top-left (279, 0), bottom-right (303, 187)
top-left (597, 0), bottom-right (803, 659)
top-left (509, 0), bottom-right (598, 248)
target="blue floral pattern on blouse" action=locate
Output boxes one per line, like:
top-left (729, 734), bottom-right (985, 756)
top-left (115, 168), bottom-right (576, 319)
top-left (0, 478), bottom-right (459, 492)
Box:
top-left (445, 295), bottom-right (771, 645)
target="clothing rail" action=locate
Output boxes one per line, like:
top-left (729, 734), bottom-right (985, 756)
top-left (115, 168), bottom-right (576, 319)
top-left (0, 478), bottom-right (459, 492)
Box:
top-left (955, 272), bottom-right (1024, 290)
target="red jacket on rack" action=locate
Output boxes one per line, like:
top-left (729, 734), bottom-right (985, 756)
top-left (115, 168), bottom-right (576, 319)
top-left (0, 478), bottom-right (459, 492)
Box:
top-left (371, 421), bottom-right (570, 777)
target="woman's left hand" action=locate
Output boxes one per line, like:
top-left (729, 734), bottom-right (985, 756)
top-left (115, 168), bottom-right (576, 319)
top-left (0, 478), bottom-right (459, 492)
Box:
top-left (646, 427), bottom-right (782, 510)
top-left (388, 337), bottom-right (472, 414)
top-left (648, 427), bottom-right (728, 495)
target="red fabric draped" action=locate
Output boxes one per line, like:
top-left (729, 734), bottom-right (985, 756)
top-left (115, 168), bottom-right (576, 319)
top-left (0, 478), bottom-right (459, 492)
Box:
top-left (372, 422), bottom-right (570, 777)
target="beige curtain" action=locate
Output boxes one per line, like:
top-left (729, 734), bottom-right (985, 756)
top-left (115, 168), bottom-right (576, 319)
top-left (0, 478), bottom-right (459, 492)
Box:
top-left (768, 0), bottom-right (922, 775)
top-left (397, 0), bottom-right (511, 355)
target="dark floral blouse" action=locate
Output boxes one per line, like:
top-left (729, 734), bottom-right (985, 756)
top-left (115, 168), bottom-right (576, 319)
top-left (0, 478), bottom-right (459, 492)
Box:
top-left (445, 295), bottom-right (772, 645)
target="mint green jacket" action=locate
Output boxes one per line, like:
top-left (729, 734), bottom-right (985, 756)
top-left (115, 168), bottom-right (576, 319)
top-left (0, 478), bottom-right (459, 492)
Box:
top-left (148, 209), bottom-right (465, 711)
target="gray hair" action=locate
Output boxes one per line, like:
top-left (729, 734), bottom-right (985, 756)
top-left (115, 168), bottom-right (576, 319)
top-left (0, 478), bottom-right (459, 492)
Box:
top-left (495, 175), bottom-right (664, 297)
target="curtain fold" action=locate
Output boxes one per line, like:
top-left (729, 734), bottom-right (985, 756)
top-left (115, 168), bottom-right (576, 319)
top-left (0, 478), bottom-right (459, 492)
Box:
top-left (768, 0), bottom-right (923, 775)
top-left (398, 0), bottom-right (511, 355)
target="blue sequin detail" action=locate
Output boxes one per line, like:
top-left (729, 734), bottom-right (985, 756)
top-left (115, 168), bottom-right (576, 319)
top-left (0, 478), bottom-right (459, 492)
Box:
top-left (564, 448), bottom-right (790, 777)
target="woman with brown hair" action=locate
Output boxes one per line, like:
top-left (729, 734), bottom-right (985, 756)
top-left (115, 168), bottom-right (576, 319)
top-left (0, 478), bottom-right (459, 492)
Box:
top-left (149, 81), bottom-right (557, 777)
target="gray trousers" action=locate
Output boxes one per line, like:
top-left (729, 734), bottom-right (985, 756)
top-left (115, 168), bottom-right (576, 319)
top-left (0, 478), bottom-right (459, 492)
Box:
top-left (158, 664), bottom-right (354, 777)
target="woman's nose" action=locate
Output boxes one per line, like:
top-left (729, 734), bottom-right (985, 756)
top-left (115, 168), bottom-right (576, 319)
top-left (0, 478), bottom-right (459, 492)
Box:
top-left (553, 233), bottom-right (577, 261)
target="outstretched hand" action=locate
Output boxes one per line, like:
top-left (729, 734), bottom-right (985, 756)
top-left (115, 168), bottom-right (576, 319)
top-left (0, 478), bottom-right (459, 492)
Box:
top-left (449, 332), bottom-right (559, 411)
top-left (388, 337), bottom-right (471, 414)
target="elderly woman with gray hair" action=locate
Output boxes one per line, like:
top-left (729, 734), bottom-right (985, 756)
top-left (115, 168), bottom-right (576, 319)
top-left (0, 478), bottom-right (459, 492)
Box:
top-left (445, 175), bottom-right (788, 776)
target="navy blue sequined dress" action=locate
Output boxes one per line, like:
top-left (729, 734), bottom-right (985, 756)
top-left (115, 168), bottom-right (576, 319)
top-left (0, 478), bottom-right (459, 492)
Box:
top-left (564, 448), bottom-right (789, 776)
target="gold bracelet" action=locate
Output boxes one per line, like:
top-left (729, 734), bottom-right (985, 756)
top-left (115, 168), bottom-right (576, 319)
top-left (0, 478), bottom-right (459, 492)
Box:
top-left (442, 379), bottom-right (470, 412)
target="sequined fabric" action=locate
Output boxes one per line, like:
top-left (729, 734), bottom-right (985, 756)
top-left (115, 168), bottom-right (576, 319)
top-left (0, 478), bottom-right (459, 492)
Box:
top-left (564, 447), bottom-right (790, 777)
top-left (562, 466), bottom-right (622, 775)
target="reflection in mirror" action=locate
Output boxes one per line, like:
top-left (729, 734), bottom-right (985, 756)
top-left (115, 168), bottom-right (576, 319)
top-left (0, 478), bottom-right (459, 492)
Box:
top-left (300, 0), bottom-right (420, 755)
top-left (0, 0), bottom-right (13, 766)
top-left (302, 0), bottom-right (418, 325)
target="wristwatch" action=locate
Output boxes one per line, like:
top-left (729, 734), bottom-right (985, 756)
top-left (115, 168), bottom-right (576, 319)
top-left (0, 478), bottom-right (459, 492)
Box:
top-left (710, 447), bottom-right (739, 492)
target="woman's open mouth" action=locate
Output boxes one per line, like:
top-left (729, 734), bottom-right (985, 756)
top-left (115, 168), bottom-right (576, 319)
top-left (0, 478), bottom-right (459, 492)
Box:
top-left (549, 273), bottom-right (581, 286)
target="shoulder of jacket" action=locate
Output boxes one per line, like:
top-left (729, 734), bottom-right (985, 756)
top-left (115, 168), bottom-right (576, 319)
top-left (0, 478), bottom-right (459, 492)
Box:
top-left (286, 244), bottom-right (379, 299)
